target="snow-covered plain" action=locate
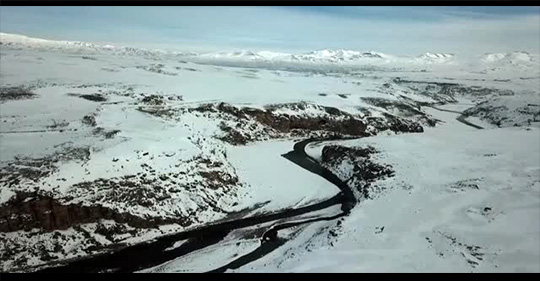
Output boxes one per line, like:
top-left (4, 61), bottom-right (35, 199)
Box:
top-left (0, 33), bottom-right (539, 272)
top-left (237, 105), bottom-right (540, 273)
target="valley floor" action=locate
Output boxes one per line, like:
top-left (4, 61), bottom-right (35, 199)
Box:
top-left (230, 104), bottom-right (540, 272)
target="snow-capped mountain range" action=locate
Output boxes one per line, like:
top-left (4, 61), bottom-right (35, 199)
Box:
top-left (0, 32), bottom-right (537, 67)
top-left (416, 52), bottom-right (456, 63)
top-left (198, 49), bottom-right (450, 65)
top-left (480, 51), bottom-right (534, 64)
top-left (0, 33), bottom-right (194, 58)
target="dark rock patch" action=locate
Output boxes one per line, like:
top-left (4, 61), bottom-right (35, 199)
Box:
top-left (362, 97), bottom-right (438, 127)
top-left (141, 94), bottom-right (166, 105)
top-left (193, 102), bottom-right (371, 145)
top-left (0, 191), bottom-right (192, 233)
top-left (0, 147), bottom-right (91, 190)
top-left (321, 145), bottom-right (395, 199)
top-left (46, 120), bottom-right (70, 129)
top-left (0, 87), bottom-right (37, 103)
top-left (393, 78), bottom-right (513, 103)
top-left (449, 179), bottom-right (482, 192)
top-left (463, 100), bottom-right (540, 127)
top-left (190, 101), bottom-right (426, 145)
top-left (81, 114), bottom-right (97, 127)
top-left (67, 93), bottom-right (107, 102)
top-left (175, 67), bottom-right (200, 72)
top-left (136, 64), bottom-right (177, 76)
top-left (91, 127), bottom-right (121, 139)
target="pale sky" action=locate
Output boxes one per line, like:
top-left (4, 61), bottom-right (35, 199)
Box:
top-left (1, 6), bottom-right (539, 56)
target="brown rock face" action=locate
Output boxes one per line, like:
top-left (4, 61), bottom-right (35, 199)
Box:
top-left (195, 102), bottom-right (373, 145)
top-left (246, 109), bottom-right (368, 136)
top-left (365, 113), bottom-right (425, 133)
top-left (0, 193), bottom-right (190, 233)
top-left (194, 102), bottom-right (426, 146)
top-left (199, 170), bottom-right (239, 190)
top-left (245, 102), bottom-right (368, 136)
top-left (321, 145), bottom-right (395, 199)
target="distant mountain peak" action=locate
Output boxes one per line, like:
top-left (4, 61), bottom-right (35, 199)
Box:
top-left (4, 32), bottom-right (537, 69)
top-left (0, 32), bottom-right (192, 58)
top-left (418, 52), bottom-right (455, 59)
top-left (481, 51), bottom-right (533, 63)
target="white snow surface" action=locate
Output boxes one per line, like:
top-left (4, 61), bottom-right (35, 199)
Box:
top-left (232, 104), bottom-right (540, 273)
top-left (228, 140), bottom-right (338, 213)
top-left (0, 33), bottom-right (539, 272)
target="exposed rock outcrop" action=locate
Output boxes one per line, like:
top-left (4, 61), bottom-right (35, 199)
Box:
top-left (192, 102), bottom-right (425, 145)
top-left (0, 86), bottom-right (37, 103)
top-left (361, 97), bottom-right (439, 127)
top-left (0, 192), bottom-right (192, 233)
top-left (320, 145), bottom-right (395, 200)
